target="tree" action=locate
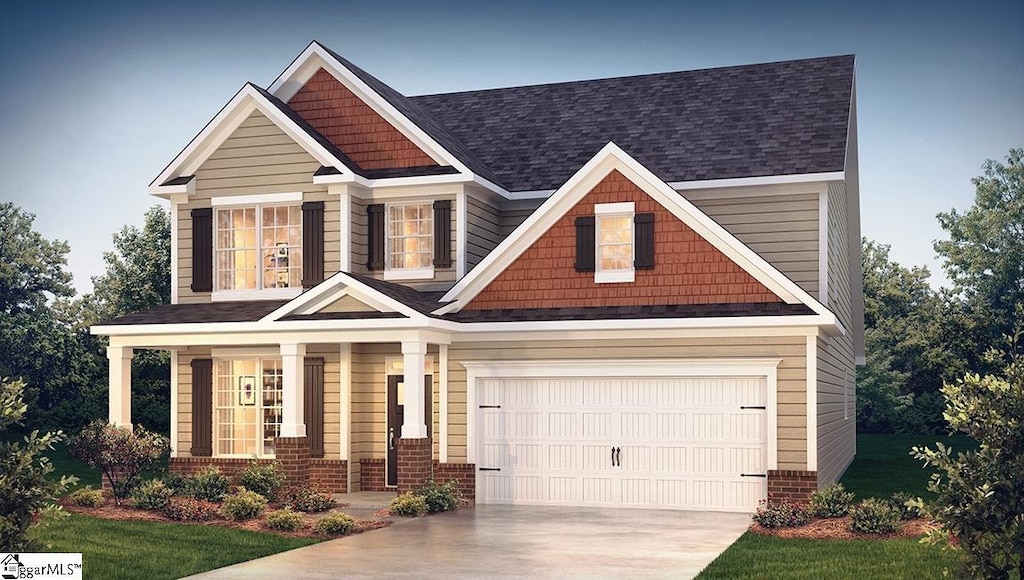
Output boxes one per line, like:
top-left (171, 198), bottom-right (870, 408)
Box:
top-left (935, 147), bottom-right (1024, 359)
top-left (913, 321), bottom-right (1024, 578)
top-left (0, 377), bottom-right (75, 550)
top-left (70, 420), bottom-right (169, 505)
top-left (0, 203), bottom-right (74, 314)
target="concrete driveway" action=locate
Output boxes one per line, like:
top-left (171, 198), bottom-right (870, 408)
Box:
top-left (189, 505), bottom-right (750, 579)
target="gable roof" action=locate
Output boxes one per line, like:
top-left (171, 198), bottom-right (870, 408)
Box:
top-left (411, 55), bottom-right (854, 191)
top-left (439, 142), bottom-right (835, 323)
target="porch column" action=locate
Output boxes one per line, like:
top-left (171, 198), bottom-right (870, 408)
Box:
top-left (107, 346), bottom-right (133, 427)
top-left (280, 343), bottom-right (307, 437)
top-left (401, 341), bottom-right (428, 438)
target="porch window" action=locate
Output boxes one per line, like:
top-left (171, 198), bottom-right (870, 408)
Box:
top-left (215, 204), bottom-right (302, 292)
top-left (385, 202), bottom-right (433, 279)
top-left (214, 359), bottom-right (283, 457)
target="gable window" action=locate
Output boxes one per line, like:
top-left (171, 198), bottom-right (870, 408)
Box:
top-left (214, 358), bottom-right (283, 457)
top-left (595, 202), bottom-right (636, 283)
top-left (214, 201), bottom-right (302, 294)
top-left (385, 202), bottom-right (433, 279)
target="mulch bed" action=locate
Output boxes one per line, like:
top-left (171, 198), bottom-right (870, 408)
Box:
top-left (750, 517), bottom-right (938, 540)
top-left (63, 500), bottom-right (392, 539)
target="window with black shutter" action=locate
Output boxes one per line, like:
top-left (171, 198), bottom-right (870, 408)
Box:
top-left (301, 201), bottom-right (324, 287)
top-left (634, 213), bottom-right (655, 269)
top-left (191, 208), bottom-right (213, 292)
top-left (574, 216), bottom-right (596, 272)
top-left (433, 200), bottom-right (452, 268)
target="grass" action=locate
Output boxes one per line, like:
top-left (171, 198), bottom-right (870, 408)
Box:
top-left (698, 534), bottom-right (957, 579)
top-left (31, 513), bottom-right (317, 580)
top-left (839, 433), bottom-right (975, 499)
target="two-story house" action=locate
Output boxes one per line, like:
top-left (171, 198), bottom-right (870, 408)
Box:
top-left (93, 41), bottom-right (862, 512)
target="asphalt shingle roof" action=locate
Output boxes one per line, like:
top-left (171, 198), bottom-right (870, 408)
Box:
top-left (99, 301), bottom-right (287, 325)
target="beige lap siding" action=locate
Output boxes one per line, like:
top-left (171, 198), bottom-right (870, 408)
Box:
top-left (176, 111), bottom-right (333, 304)
top-left (445, 336), bottom-right (809, 469)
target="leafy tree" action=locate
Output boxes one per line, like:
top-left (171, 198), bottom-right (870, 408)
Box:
top-left (70, 420), bottom-right (169, 504)
top-left (0, 202), bottom-right (74, 314)
top-left (0, 377), bottom-right (76, 550)
top-left (913, 321), bottom-right (1024, 578)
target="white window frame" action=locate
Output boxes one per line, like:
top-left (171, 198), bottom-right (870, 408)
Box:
top-left (212, 357), bottom-right (284, 459)
top-left (594, 202), bottom-right (635, 284)
top-left (383, 201), bottom-right (435, 281)
top-left (211, 193), bottom-right (304, 301)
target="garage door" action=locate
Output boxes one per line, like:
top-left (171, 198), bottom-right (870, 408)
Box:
top-left (476, 376), bottom-right (767, 512)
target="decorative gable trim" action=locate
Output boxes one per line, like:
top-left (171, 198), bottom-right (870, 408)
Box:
top-left (150, 84), bottom-right (355, 196)
top-left (261, 272), bottom-right (426, 322)
top-left (438, 142), bottom-right (835, 322)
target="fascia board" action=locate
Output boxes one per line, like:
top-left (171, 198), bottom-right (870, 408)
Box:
top-left (445, 313), bottom-right (837, 335)
top-left (261, 272), bottom-right (424, 322)
top-left (91, 316), bottom-right (445, 337)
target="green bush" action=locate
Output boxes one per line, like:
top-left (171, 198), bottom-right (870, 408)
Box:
top-left (809, 483), bottom-right (855, 518)
top-left (313, 510), bottom-right (356, 535)
top-left (70, 419), bottom-right (168, 504)
top-left (220, 487), bottom-right (268, 521)
top-left (183, 466), bottom-right (230, 502)
top-left (162, 473), bottom-right (188, 494)
top-left (390, 492), bottom-right (428, 517)
top-left (416, 479), bottom-right (460, 513)
top-left (888, 492), bottom-right (923, 520)
top-left (129, 478), bottom-right (174, 510)
top-left (236, 460), bottom-right (285, 501)
top-left (265, 508), bottom-right (305, 531)
top-left (285, 483), bottom-right (336, 513)
top-left (163, 497), bottom-right (219, 521)
top-left (66, 486), bottom-right (104, 508)
top-left (752, 498), bottom-right (812, 528)
top-left (849, 498), bottom-right (901, 534)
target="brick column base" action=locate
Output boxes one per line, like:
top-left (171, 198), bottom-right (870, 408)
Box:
top-left (359, 458), bottom-right (386, 491)
top-left (433, 461), bottom-right (476, 503)
top-left (396, 438), bottom-right (432, 493)
top-left (767, 469), bottom-right (818, 502)
top-left (275, 436), bottom-right (310, 488)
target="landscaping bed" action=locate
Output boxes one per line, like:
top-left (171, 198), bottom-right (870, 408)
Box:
top-left (750, 516), bottom-right (937, 540)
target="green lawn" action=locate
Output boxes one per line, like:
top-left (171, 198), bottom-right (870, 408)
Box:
top-left (698, 433), bottom-right (972, 579)
top-left (32, 513), bottom-right (317, 580)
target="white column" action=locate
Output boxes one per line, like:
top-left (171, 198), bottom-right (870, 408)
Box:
top-left (401, 341), bottom-right (428, 439)
top-left (169, 349), bottom-right (179, 457)
top-left (439, 344), bottom-right (449, 462)
top-left (340, 343), bottom-right (352, 493)
top-left (280, 343), bottom-right (307, 438)
top-left (107, 346), bottom-right (133, 427)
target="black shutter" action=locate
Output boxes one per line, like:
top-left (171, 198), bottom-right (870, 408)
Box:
top-left (190, 359), bottom-right (213, 457)
top-left (191, 208), bottom-right (213, 292)
top-left (304, 357), bottom-right (325, 458)
top-left (367, 204), bottom-right (385, 271)
top-left (574, 216), bottom-right (595, 272)
top-left (301, 201), bottom-right (324, 287)
top-left (634, 213), bottom-right (655, 270)
top-left (433, 200), bottom-right (452, 268)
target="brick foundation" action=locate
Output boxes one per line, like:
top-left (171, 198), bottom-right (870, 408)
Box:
top-left (767, 469), bottom-right (818, 502)
top-left (433, 461), bottom-right (476, 503)
top-left (396, 438), bottom-right (433, 493)
top-left (309, 459), bottom-right (348, 493)
top-left (275, 436), bottom-right (311, 487)
top-left (169, 455), bottom-right (349, 493)
top-left (359, 458), bottom-right (386, 491)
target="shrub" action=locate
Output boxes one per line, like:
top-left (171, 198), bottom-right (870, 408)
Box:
top-left (220, 487), bottom-right (268, 521)
top-left (70, 420), bottom-right (169, 504)
top-left (809, 483), bottom-right (855, 518)
top-left (390, 492), bottom-right (428, 517)
top-left (416, 479), bottom-right (460, 513)
top-left (285, 482), bottom-right (336, 513)
top-left (164, 497), bottom-right (219, 521)
top-left (183, 466), bottom-right (230, 502)
top-left (752, 498), bottom-right (812, 528)
top-left (162, 473), bottom-right (188, 494)
top-left (313, 510), bottom-right (356, 535)
top-left (888, 492), bottom-right (923, 520)
top-left (236, 460), bottom-right (285, 501)
top-left (129, 478), bottom-right (174, 510)
top-left (66, 486), bottom-right (104, 508)
top-left (265, 508), bottom-right (305, 531)
top-left (849, 498), bottom-right (901, 534)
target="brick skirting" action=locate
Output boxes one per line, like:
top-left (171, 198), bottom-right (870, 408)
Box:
top-left (396, 438), bottom-right (432, 493)
top-left (359, 458), bottom-right (386, 491)
top-left (767, 469), bottom-right (818, 501)
top-left (433, 461), bottom-right (476, 503)
top-left (309, 459), bottom-right (348, 493)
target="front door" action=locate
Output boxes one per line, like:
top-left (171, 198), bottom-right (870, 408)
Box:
top-left (386, 375), bottom-right (433, 487)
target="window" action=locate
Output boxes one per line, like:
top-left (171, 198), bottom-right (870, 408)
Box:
top-left (214, 359), bottom-right (283, 457)
top-left (385, 202), bottom-right (433, 279)
top-left (215, 204), bottom-right (302, 292)
top-left (595, 202), bottom-right (636, 283)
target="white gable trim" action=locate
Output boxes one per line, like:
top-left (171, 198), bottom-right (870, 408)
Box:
top-left (261, 272), bottom-right (426, 322)
top-left (439, 142), bottom-right (833, 319)
top-left (268, 42), bottom-right (466, 175)
top-left (149, 84), bottom-right (353, 193)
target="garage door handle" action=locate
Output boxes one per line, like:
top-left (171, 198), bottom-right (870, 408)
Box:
top-left (478, 467), bottom-right (501, 472)
top-left (478, 405), bottom-right (501, 409)
top-left (740, 473), bottom-right (767, 478)
top-left (611, 447), bottom-right (621, 467)
top-left (740, 406), bottom-right (766, 410)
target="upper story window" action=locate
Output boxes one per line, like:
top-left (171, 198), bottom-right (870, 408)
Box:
top-left (595, 202), bottom-right (635, 283)
top-left (385, 202), bottom-right (433, 279)
top-left (215, 203), bottom-right (302, 292)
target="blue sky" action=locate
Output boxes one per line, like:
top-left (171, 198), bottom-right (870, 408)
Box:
top-left (1, 0), bottom-right (1021, 294)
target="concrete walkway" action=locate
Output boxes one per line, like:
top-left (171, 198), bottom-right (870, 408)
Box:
top-left (189, 505), bottom-right (751, 579)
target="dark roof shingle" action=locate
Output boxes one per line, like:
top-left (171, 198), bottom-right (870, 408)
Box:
top-left (98, 301), bottom-right (288, 325)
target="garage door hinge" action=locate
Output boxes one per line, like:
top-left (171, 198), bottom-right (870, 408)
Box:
top-left (478, 404), bottom-right (501, 409)
top-left (740, 405), bottom-right (766, 410)
top-left (478, 467), bottom-right (501, 472)
top-left (740, 473), bottom-right (767, 478)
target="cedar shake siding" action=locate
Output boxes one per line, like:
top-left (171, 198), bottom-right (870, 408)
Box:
top-left (464, 170), bottom-right (783, 311)
top-left (287, 68), bottom-right (438, 171)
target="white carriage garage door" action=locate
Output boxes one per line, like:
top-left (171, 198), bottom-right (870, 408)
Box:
top-left (476, 376), bottom-right (768, 512)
